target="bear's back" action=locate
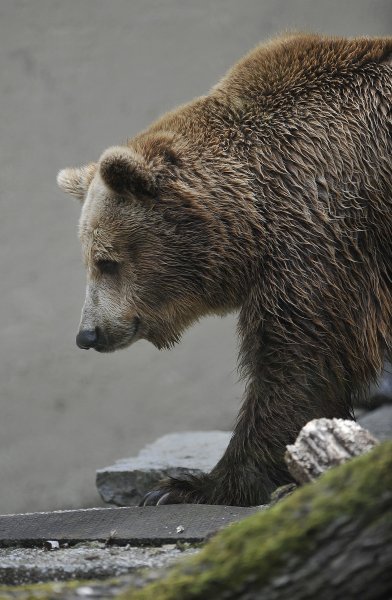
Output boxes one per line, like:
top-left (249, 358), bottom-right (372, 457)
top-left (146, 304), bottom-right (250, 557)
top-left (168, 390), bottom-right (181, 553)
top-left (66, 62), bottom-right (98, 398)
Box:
top-left (214, 33), bottom-right (392, 106)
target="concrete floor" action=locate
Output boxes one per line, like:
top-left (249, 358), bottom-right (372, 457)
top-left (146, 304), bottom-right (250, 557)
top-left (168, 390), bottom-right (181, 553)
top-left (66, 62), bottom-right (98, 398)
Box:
top-left (0, 0), bottom-right (391, 515)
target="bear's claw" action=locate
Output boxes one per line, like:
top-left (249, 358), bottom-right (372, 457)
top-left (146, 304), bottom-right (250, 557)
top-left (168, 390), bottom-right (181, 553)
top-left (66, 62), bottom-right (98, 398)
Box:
top-left (139, 474), bottom-right (213, 506)
top-left (140, 490), bottom-right (174, 506)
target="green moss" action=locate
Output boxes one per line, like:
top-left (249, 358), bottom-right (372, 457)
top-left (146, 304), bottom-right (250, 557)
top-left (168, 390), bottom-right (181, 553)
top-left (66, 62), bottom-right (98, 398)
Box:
top-left (0, 579), bottom-right (82, 600)
top-left (0, 577), bottom-right (129, 600)
top-left (122, 442), bottom-right (392, 600)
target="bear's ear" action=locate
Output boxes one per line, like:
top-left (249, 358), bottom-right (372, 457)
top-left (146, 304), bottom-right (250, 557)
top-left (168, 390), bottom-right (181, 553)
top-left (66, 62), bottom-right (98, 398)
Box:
top-left (99, 133), bottom-right (184, 198)
top-left (57, 163), bottom-right (97, 201)
top-left (99, 146), bottom-right (159, 197)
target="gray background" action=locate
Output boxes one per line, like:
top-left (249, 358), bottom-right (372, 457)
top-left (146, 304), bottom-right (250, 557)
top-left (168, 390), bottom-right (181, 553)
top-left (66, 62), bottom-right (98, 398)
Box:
top-left (0, 0), bottom-right (391, 515)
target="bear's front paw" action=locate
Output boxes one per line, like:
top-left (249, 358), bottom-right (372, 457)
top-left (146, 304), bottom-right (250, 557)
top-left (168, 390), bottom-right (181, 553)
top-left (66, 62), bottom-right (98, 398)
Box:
top-left (139, 474), bottom-right (213, 506)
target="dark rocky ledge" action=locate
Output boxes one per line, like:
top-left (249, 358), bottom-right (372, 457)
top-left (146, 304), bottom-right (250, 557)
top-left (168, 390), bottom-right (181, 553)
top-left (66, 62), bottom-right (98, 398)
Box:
top-left (0, 416), bottom-right (391, 599)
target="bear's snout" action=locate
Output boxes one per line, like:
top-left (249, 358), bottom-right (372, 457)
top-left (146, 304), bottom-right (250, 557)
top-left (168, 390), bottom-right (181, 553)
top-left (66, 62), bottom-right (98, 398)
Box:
top-left (76, 328), bottom-right (99, 350)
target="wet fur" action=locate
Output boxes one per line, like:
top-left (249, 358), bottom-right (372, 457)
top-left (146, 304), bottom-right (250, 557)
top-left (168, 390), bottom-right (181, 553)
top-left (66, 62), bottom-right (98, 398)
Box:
top-left (60, 34), bottom-right (392, 505)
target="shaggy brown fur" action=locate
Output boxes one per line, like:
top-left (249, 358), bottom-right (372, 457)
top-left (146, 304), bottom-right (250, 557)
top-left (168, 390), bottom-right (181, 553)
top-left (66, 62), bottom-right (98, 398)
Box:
top-left (58, 33), bottom-right (392, 506)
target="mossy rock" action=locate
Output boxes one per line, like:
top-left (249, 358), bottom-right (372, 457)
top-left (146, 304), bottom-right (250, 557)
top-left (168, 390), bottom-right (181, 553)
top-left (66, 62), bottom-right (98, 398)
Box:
top-left (123, 441), bottom-right (392, 600)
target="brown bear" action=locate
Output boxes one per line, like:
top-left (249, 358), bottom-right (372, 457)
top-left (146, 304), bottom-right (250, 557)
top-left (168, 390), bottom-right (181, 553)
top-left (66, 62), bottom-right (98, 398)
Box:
top-left (57, 33), bottom-right (392, 506)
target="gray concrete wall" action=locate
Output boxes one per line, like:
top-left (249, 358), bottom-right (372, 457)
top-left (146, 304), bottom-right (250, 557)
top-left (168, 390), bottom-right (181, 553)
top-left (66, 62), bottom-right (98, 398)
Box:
top-left (0, 0), bottom-right (391, 514)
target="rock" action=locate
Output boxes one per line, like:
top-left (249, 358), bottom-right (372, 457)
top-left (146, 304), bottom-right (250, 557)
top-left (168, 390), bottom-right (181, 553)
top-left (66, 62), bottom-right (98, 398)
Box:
top-left (367, 361), bottom-right (392, 407)
top-left (96, 431), bottom-right (231, 506)
top-left (357, 404), bottom-right (392, 441)
top-left (285, 418), bottom-right (378, 484)
top-left (0, 541), bottom-right (198, 585)
top-left (269, 483), bottom-right (297, 505)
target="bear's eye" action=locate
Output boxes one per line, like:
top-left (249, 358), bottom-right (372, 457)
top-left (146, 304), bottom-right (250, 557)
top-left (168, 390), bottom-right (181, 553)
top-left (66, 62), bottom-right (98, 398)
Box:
top-left (96, 260), bottom-right (119, 275)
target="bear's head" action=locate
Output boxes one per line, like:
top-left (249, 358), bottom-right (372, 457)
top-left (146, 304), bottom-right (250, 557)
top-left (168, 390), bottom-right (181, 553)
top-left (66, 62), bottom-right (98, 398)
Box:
top-left (57, 133), bottom-right (240, 352)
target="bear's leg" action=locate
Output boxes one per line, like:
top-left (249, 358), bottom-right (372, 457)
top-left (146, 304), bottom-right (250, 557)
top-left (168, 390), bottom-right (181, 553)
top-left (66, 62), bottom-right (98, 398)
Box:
top-left (141, 359), bottom-right (354, 506)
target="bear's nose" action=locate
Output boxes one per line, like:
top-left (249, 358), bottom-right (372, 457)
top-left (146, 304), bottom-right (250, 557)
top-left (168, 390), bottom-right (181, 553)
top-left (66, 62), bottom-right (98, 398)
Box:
top-left (76, 328), bottom-right (99, 350)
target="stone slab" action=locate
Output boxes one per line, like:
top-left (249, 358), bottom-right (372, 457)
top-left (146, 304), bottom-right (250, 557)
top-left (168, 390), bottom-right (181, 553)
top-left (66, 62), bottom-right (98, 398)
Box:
top-left (367, 361), bottom-right (392, 407)
top-left (357, 404), bottom-right (392, 442)
top-left (96, 431), bottom-right (231, 506)
top-left (0, 505), bottom-right (258, 547)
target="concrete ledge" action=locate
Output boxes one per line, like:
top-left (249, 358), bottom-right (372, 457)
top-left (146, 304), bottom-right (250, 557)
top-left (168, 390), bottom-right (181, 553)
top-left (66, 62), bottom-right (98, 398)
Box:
top-left (0, 504), bottom-right (259, 547)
